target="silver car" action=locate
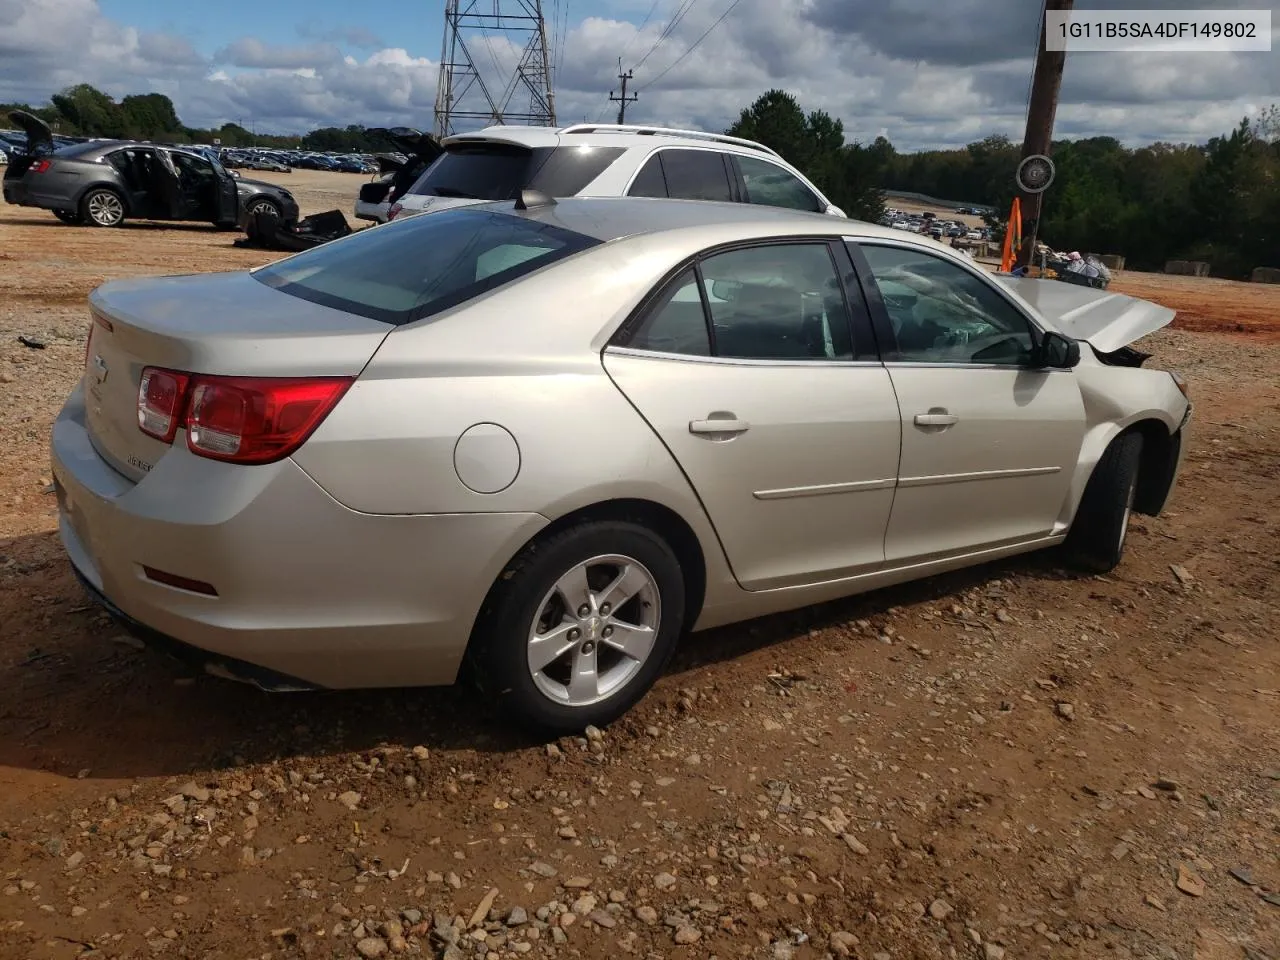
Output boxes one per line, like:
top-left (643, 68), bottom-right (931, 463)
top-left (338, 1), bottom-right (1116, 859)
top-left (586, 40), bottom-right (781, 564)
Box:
top-left (51, 196), bottom-right (1191, 732)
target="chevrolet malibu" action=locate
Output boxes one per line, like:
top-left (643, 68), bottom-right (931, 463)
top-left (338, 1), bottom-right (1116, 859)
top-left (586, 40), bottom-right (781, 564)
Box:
top-left (51, 196), bottom-right (1191, 732)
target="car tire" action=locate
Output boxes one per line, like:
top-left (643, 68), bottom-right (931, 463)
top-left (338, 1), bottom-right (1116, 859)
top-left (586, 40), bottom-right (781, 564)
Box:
top-left (53, 208), bottom-right (82, 225)
top-left (469, 521), bottom-right (686, 734)
top-left (246, 198), bottom-right (281, 219)
top-left (80, 188), bottom-right (126, 227)
top-left (1064, 432), bottom-right (1143, 574)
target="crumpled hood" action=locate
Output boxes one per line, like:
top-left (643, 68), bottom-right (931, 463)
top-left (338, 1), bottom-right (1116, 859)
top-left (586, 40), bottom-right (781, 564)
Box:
top-left (995, 276), bottom-right (1175, 354)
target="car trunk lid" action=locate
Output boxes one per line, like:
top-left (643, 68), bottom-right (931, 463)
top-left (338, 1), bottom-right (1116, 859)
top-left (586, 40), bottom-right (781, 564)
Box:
top-left (83, 270), bottom-right (392, 482)
top-left (995, 276), bottom-right (1175, 354)
top-left (4, 110), bottom-right (55, 179)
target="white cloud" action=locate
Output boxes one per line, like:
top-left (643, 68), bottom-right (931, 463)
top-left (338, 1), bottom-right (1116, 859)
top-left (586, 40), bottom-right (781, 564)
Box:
top-left (0, 0), bottom-right (1275, 149)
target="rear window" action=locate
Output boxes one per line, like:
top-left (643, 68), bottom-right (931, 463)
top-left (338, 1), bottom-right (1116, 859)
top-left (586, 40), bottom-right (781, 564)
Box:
top-left (253, 208), bottom-right (600, 325)
top-left (407, 143), bottom-right (624, 201)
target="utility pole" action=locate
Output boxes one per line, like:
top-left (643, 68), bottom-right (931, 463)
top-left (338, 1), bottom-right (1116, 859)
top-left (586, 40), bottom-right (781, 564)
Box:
top-left (1015, 0), bottom-right (1073, 269)
top-left (609, 61), bottom-right (638, 124)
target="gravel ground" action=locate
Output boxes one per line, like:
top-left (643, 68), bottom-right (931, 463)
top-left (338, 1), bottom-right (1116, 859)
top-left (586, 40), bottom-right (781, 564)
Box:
top-left (1, 173), bottom-right (1278, 960)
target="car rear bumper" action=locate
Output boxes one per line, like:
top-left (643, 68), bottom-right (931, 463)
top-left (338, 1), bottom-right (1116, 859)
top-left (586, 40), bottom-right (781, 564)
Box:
top-left (51, 383), bottom-right (547, 690)
top-left (2, 179), bottom-right (51, 207)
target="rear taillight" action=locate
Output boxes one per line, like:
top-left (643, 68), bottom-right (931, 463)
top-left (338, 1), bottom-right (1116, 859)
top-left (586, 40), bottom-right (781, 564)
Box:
top-left (387, 202), bottom-right (402, 221)
top-left (29, 159), bottom-right (52, 174)
top-left (137, 368), bottom-right (352, 465)
top-left (137, 368), bottom-right (191, 443)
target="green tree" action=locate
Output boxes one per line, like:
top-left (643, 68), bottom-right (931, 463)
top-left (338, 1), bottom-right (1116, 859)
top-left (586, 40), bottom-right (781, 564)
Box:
top-left (50, 84), bottom-right (123, 137)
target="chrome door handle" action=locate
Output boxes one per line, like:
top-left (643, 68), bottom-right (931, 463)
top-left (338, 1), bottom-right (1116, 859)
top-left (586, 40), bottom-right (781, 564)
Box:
top-left (914, 412), bottom-right (959, 427)
top-left (689, 418), bottom-right (749, 436)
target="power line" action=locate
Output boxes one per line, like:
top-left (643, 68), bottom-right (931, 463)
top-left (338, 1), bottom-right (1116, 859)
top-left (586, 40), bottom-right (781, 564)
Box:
top-left (617, 0), bottom-right (664, 64)
top-left (633, 0), bottom-right (700, 72)
top-left (637, 0), bottom-right (742, 91)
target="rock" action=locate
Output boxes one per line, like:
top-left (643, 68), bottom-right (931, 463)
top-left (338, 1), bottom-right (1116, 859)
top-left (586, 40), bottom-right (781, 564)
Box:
top-left (179, 782), bottom-right (210, 803)
top-left (673, 925), bottom-right (701, 944)
top-left (411, 745), bottom-right (429, 761)
top-left (336, 791), bottom-right (361, 811)
top-left (506, 906), bottom-right (528, 926)
top-left (653, 872), bottom-right (677, 891)
top-left (1055, 702), bottom-right (1075, 720)
top-left (1145, 894), bottom-right (1166, 911)
top-left (634, 906), bottom-right (658, 925)
top-left (571, 894), bottom-right (597, 916)
top-left (400, 909), bottom-right (422, 925)
top-left (1137, 786), bottom-right (1157, 800)
top-left (584, 725), bottom-right (603, 742)
top-left (829, 931), bottom-right (858, 957)
top-left (747, 892), bottom-right (768, 911)
top-left (65, 851), bottom-right (84, 870)
top-left (388, 935), bottom-right (407, 953)
top-left (1176, 864), bottom-right (1205, 897)
top-left (841, 833), bottom-right (870, 855)
top-left (355, 938), bottom-right (388, 958)
top-left (1228, 866), bottom-right (1254, 886)
top-left (380, 920), bottom-right (403, 940)
top-left (529, 861), bottom-right (557, 878)
top-left (1169, 564), bottom-right (1194, 585)
top-left (983, 946), bottom-right (1006, 960)
top-left (71, 906), bottom-right (88, 918)
top-left (1153, 778), bottom-right (1180, 791)
top-left (588, 910), bottom-right (616, 928)
top-left (929, 899), bottom-right (953, 921)
top-left (563, 876), bottom-right (592, 889)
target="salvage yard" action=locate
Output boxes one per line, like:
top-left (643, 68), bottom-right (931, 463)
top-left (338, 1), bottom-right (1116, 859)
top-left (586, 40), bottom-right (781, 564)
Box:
top-left (1, 171), bottom-right (1279, 960)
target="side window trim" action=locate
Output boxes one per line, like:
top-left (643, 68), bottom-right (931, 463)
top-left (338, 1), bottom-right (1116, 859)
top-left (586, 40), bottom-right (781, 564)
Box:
top-left (610, 237), bottom-right (877, 364)
top-left (623, 149), bottom-right (669, 198)
top-left (846, 238), bottom-right (1047, 366)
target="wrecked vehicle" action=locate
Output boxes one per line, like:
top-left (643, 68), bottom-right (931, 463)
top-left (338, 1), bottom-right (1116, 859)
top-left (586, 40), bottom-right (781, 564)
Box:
top-left (1, 111), bottom-right (298, 228)
top-left (353, 127), bottom-right (443, 224)
top-left (51, 198), bottom-right (1190, 732)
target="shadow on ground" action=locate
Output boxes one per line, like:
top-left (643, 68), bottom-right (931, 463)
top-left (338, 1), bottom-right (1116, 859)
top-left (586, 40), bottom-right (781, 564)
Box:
top-left (0, 528), bottom-right (1077, 781)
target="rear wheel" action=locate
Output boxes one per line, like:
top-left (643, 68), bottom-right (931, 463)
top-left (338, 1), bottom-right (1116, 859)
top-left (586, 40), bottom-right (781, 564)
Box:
top-left (1065, 432), bottom-right (1143, 573)
top-left (53, 208), bottom-right (82, 225)
top-left (468, 521), bottom-right (686, 733)
top-left (80, 189), bottom-right (125, 227)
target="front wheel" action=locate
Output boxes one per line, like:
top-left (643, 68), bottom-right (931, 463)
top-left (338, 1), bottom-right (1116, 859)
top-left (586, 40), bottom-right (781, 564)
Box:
top-left (1064, 432), bottom-right (1143, 573)
top-left (80, 188), bottom-right (126, 227)
top-left (246, 198), bottom-right (281, 220)
top-left (468, 521), bottom-right (686, 733)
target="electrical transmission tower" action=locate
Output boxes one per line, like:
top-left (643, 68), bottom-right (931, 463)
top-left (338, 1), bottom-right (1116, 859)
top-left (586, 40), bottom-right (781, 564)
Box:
top-left (434, 0), bottom-right (557, 138)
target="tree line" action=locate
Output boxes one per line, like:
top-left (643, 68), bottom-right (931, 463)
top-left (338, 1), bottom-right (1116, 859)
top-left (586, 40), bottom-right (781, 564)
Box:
top-left (4, 84), bottom-right (1276, 277)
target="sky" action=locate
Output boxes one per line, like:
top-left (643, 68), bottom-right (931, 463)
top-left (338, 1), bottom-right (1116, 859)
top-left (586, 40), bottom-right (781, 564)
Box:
top-left (0, 0), bottom-right (1276, 151)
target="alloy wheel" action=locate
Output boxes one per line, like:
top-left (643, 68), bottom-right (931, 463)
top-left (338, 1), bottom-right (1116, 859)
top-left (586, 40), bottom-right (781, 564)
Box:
top-left (250, 200), bottom-right (279, 218)
top-left (526, 554), bottom-right (661, 707)
top-left (87, 192), bottom-right (123, 226)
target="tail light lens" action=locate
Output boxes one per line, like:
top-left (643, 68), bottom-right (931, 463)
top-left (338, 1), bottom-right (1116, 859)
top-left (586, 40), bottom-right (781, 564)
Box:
top-left (29, 159), bottom-right (52, 174)
top-left (387, 202), bottom-right (402, 221)
top-left (137, 368), bottom-right (191, 443)
top-left (137, 369), bottom-right (353, 465)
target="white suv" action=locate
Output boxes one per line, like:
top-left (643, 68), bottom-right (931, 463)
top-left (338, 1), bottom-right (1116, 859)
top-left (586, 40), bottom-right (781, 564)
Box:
top-left (387, 123), bottom-right (846, 222)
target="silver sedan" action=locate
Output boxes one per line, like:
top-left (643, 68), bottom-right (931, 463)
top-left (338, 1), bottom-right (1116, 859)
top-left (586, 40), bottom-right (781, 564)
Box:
top-left (51, 196), bottom-right (1191, 731)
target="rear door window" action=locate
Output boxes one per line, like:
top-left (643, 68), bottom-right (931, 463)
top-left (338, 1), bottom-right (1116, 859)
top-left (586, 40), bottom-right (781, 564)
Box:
top-left (657, 149), bottom-right (733, 202)
top-left (254, 208), bottom-right (600, 325)
top-left (627, 154), bottom-right (669, 198)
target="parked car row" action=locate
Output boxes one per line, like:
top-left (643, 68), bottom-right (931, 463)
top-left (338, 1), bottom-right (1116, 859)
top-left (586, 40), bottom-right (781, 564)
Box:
top-left (881, 206), bottom-right (991, 243)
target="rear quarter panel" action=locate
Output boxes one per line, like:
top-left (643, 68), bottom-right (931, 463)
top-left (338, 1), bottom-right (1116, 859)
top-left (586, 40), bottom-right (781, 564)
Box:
top-left (289, 237), bottom-right (742, 619)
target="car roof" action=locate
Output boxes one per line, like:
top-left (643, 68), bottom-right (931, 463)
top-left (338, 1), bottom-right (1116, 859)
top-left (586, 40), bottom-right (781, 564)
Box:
top-left (443, 123), bottom-right (782, 159)
top-left (460, 195), bottom-right (929, 248)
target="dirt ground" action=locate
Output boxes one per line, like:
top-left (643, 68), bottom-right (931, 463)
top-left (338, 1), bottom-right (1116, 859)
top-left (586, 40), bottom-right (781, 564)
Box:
top-left (1, 171), bottom-right (1278, 960)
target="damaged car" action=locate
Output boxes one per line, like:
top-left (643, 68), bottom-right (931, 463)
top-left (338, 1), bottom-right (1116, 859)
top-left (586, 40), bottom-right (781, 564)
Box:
top-left (2, 110), bottom-right (298, 228)
top-left (353, 127), bottom-right (443, 224)
top-left (51, 198), bottom-right (1190, 732)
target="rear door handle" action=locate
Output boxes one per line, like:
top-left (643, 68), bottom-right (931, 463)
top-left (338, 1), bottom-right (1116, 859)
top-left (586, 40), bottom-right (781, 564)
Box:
top-left (914, 412), bottom-right (959, 427)
top-left (689, 417), bottom-right (749, 436)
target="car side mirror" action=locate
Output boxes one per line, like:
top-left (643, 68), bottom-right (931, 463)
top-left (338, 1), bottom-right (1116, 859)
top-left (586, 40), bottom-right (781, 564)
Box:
top-left (711, 279), bottom-right (741, 302)
top-left (1038, 330), bottom-right (1080, 369)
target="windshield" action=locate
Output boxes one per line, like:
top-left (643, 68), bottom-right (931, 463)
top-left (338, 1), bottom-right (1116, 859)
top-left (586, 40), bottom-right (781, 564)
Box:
top-left (253, 207), bottom-right (600, 325)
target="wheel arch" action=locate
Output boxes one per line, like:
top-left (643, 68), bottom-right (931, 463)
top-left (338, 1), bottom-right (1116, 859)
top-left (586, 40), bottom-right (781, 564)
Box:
top-left (474, 497), bottom-right (709, 641)
top-left (1064, 413), bottom-right (1179, 528)
top-left (74, 180), bottom-right (130, 215)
